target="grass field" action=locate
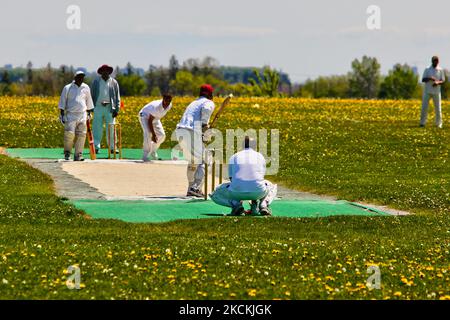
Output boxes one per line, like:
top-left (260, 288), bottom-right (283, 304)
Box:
top-left (0, 96), bottom-right (449, 299)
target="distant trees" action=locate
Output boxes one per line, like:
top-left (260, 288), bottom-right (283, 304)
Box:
top-left (0, 70), bottom-right (12, 95)
top-left (116, 63), bottom-right (147, 96)
top-left (168, 55), bottom-right (179, 81)
top-left (1, 55), bottom-right (446, 99)
top-left (170, 71), bottom-right (195, 95)
top-left (249, 67), bottom-right (280, 97)
top-left (297, 75), bottom-right (350, 98)
top-left (441, 70), bottom-right (450, 100)
top-left (296, 56), bottom-right (432, 100)
top-left (379, 64), bottom-right (420, 99)
top-left (348, 56), bottom-right (381, 98)
top-left (0, 56), bottom-right (292, 97)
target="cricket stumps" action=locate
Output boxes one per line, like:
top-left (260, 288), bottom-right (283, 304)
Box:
top-left (108, 122), bottom-right (122, 159)
top-left (204, 148), bottom-right (223, 200)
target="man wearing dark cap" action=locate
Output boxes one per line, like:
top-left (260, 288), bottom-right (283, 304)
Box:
top-left (175, 84), bottom-right (215, 197)
top-left (91, 64), bottom-right (121, 153)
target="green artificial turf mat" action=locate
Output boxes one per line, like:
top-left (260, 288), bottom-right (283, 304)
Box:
top-left (70, 199), bottom-right (388, 223)
top-left (6, 148), bottom-right (182, 160)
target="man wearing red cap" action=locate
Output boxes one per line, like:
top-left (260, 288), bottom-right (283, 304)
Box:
top-left (175, 84), bottom-right (215, 197)
top-left (91, 64), bottom-right (121, 154)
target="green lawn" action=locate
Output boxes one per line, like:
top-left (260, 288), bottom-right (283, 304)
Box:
top-left (0, 155), bottom-right (449, 299)
top-left (0, 97), bottom-right (449, 299)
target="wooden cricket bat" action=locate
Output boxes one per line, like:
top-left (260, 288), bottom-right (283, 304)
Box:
top-left (86, 118), bottom-right (96, 160)
top-left (210, 94), bottom-right (233, 128)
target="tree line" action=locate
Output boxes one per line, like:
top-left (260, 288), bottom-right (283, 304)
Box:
top-left (0, 56), bottom-right (289, 98)
top-left (296, 56), bottom-right (450, 99)
top-left (1, 55), bottom-right (448, 99)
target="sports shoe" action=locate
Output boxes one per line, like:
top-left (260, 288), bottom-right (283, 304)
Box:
top-left (248, 201), bottom-right (259, 216)
top-left (95, 148), bottom-right (99, 154)
top-left (150, 152), bottom-right (160, 160)
top-left (64, 151), bottom-right (70, 161)
top-left (230, 205), bottom-right (245, 216)
top-left (259, 207), bottom-right (272, 216)
top-left (186, 188), bottom-right (204, 198)
top-left (74, 153), bottom-right (85, 161)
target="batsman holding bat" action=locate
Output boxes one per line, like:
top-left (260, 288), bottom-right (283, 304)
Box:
top-left (175, 84), bottom-right (216, 198)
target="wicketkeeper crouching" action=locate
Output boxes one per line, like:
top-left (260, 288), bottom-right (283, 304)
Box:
top-left (58, 70), bottom-right (94, 161)
top-left (210, 136), bottom-right (277, 216)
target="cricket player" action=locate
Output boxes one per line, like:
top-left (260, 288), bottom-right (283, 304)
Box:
top-left (420, 56), bottom-right (445, 128)
top-left (210, 136), bottom-right (277, 216)
top-left (91, 64), bottom-right (121, 153)
top-left (175, 84), bottom-right (215, 197)
top-left (58, 70), bottom-right (94, 161)
top-left (139, 94), bottom-right (173, 161)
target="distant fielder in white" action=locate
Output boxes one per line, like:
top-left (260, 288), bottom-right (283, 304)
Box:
top-left (138, 94), bottom-right (173, 161)
top-left (176, 84), bottom-right (215, 197)
top-left (420, 56), bottom-right (445, 128)
top-left (210, 136), bottom-right (277, 216)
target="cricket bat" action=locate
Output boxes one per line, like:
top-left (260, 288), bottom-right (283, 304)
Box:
top-left (86, 118), bottom-right (96, 160)
top-left (209, 94), bottom-right (233, 129)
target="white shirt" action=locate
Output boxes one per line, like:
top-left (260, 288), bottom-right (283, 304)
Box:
top-left (139, 99), bottom-right (172, 120)
top-left (58, 82), bottom-right (94, 113)
top-left (228, 148), bottom-right (267, 192)
top-left (423, 66), bottom-right (446, 95)
top-left (177, 97), bottom-right (215, 130)
top-left (97, 78), bottom-right (110, 106)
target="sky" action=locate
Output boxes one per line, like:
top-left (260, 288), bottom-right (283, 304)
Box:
top-left (1, 0), bottom-right (450, 83)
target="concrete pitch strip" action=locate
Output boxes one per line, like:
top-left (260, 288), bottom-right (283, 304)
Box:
top-left (5, 148), bottom-right (409, 223)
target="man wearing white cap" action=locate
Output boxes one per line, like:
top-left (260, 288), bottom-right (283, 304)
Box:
top-left (58, 70), bottom-right (94, 161)
top-left (210, 136), bottom-right (277, 216)
top-left (138, 94), bottom-right (173, 161)
top-left (420, 56), bottom-right (445, 128)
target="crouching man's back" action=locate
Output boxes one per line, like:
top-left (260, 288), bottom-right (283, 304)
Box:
top-left (229, 148), bottom-right (267, 195)
top-left (210, 136), bottom-right (277, 216)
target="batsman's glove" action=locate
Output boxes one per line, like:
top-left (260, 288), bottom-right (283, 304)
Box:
top-left (59, 112), bottom-right (65, 125)
top-left (112, 110), bottom-right (119, 118)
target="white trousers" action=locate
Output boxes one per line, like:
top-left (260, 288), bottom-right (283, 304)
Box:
top-left (421, 92), bottom-right (443, 128)
top-left (175, 128), bottom-right (205, 190)
top-left (93, 105), bottom-right (115, 150)
top-left (63, 112), bottom-right (87, 156)
top-left (211, 181), bottom-right (277, 209)
top-left (139, 116), bottom-right (166, 159)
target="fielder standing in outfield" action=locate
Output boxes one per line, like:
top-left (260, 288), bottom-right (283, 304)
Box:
top-left (58, 70), bottom-right (94, 161)
top-left (91, 64), bottom-right (121, 154)
top-left (138, 94), bottom-right (173, 161)
top-left (420, 56), bottom-right (445, 128)
top-left (175, 84), bottom-right (215, 197)
top-left (210, 136), bottom-right (277, 216)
